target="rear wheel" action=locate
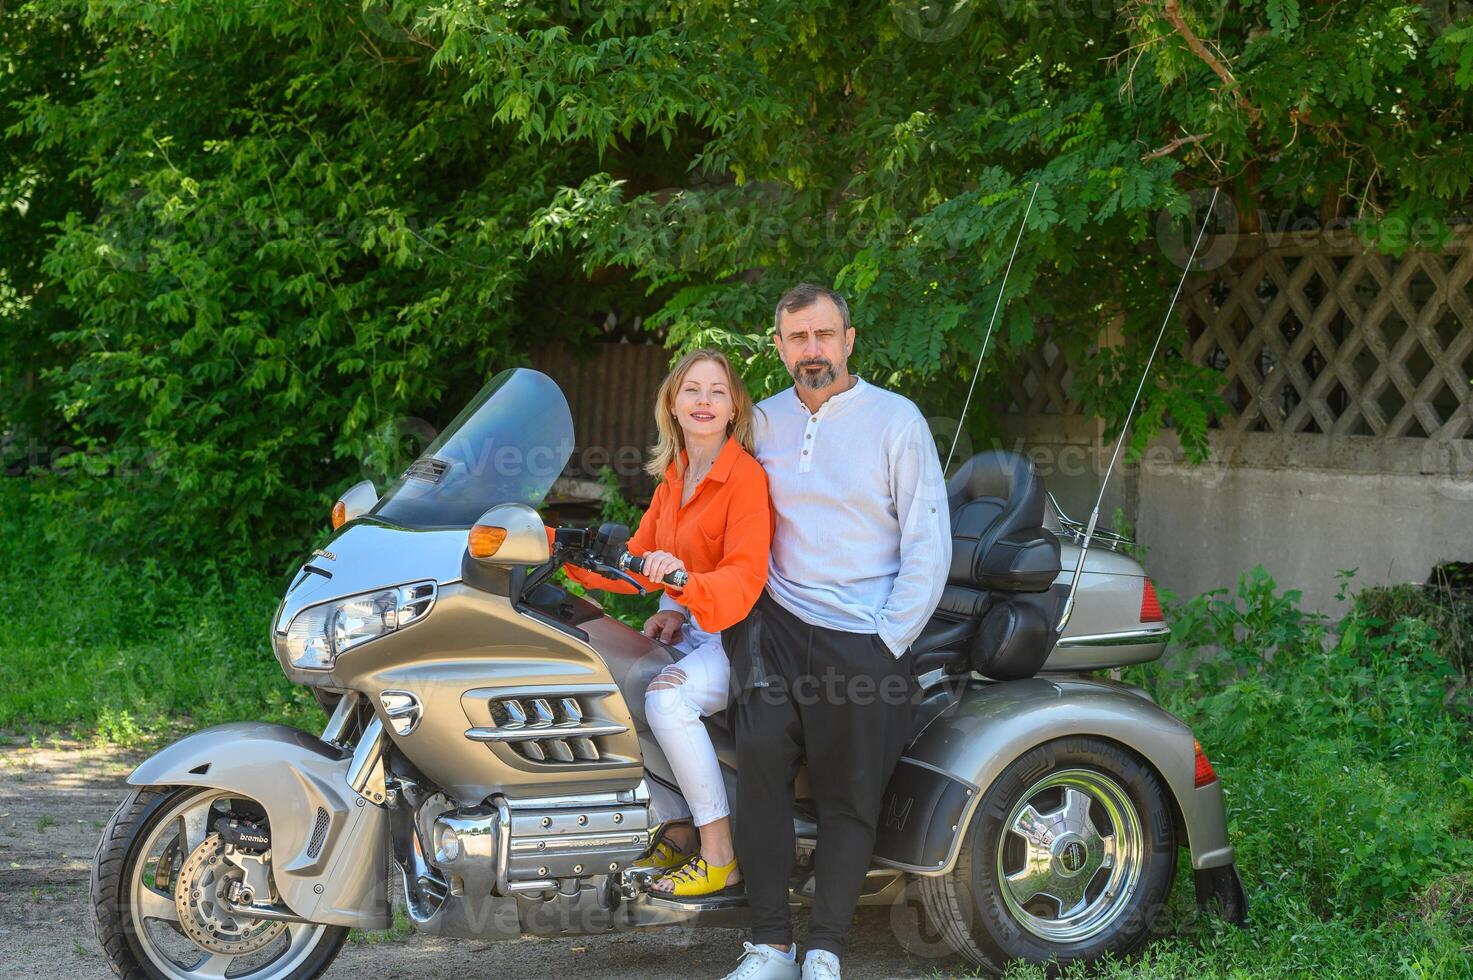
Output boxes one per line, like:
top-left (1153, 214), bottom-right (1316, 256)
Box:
top-left (919, 737), bottom-right (1176, 972)
top-left (91, 785), bottom-right (349, 980)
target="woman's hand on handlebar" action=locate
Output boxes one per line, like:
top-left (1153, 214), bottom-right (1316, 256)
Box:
top-left (642, 610), bottom-right (685, 644)
top-left (639, 550), bottom-right (687, 587)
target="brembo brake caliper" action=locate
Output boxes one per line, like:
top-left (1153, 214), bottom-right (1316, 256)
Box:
top-left (215, 816), bottom-right (271, 853)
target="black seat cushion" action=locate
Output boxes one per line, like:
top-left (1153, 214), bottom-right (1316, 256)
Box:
top-left (947, 451), bottom-right (1052, 590)
top-left (942, 450), bottom-right (1060, 589)
top-left (935, 584), bottom-right (988, 620)
top-left (911, 600), bottom-right (982, 674)
top-left (912, 616), bottom-right (975, 656)
top-left (908, 451), bottom-right (1064, 681)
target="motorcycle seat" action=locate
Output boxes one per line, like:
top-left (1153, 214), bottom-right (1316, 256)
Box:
top-left (909, 615), bottom-right (976, 674)
top-left (909, 451), bottom-right (1064, 681)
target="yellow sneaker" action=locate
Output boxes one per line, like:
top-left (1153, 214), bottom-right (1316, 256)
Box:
top-left (652, 854), bottom-right (741, 898)
top-left (633, 824), bottom-right (693, 871)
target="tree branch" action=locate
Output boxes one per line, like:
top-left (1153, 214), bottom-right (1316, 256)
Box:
top-left (1160, 0), bottom-right (1260, 122)
top-left (1142, 132), bottom-right (1209, 161)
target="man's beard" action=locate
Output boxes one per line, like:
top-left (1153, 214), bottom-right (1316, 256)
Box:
top-left (790, 357), bottom-right (836, 390)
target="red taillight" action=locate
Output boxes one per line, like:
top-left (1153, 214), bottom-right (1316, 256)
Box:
top-left (1140, 578), bottom-right (1163, 622)
top-left (1193, 739), bottom-right (1218, 788)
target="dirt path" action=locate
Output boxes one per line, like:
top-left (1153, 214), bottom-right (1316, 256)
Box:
top-left (0, 740), bottom-right (964, 979)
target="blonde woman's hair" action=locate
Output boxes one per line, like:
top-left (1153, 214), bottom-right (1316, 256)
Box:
top-left (646, 348), bottom-right (756, 479)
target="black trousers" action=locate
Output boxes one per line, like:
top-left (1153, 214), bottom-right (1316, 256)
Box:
top-left (725, 592), bottom-right (917, 957)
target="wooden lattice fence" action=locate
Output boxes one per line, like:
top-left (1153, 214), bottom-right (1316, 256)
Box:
top-left (1185, 231), bottom-right (1473, 441)
top-left (1004, 336), bottom-right (1079, 417)
top-left (1001, 229), bottom-right (1473, 446)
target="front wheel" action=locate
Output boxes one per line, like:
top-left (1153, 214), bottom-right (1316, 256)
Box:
top-left (919, 737), bottom-right (1177, 973)
top-left (91, 785), bottom-right (349, 980)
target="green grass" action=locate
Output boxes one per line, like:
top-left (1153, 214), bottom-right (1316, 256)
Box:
top-left (349, 903), bottom-right (414, 945)
top-left (2, 478), bottom-right (1470, 975)
top-left (1058, 568), bottom-right (1473, 979)
top-left (0, 478), bottom-right (319, 742)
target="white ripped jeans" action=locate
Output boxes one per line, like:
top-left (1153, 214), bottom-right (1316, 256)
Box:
top-left (645, 594), bottom-right (732, 827)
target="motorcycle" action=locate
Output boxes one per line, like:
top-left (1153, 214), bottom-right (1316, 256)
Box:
top-left (90, 366), bottom-right (1246, 980)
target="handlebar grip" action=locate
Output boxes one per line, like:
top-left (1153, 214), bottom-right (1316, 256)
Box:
top-left (620, 553), bottom-right (688, 588)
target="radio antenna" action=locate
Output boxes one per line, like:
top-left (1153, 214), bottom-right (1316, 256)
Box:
top-left (944, 181), bottom-right (1041, 474)
top-left (1055, 186), bottom-right (1220, 634)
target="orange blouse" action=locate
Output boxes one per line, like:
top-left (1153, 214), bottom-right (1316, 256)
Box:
top-left (562, 437), bottom-right (772, 633)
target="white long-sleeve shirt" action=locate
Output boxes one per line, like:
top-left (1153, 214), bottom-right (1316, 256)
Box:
top-left (753, 377), bottom-right (952, 657)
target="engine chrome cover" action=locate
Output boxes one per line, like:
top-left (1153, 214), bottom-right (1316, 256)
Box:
top-left (429, 786), bottom-right (650, 898)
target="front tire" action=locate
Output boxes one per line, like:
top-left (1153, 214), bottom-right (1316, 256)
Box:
top-left (919, 737), bottom-right (1177, 973)
top-left (91, 785), bottom-right (349, 980)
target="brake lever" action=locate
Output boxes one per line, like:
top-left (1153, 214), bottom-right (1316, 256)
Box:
top-left (585, 558), bottom-right (648, 596)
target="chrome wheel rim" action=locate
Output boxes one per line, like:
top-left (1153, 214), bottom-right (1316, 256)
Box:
top-left (995, 768), bottom-right (1143, 944)
top-left (129, 790), bottom-right (329, 980)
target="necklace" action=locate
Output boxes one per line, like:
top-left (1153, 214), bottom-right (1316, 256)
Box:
top-left (682, 453), bottom-right (715, 506)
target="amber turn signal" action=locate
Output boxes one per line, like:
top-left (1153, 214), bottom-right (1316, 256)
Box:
top-left (331, 500), bottom-right (346, 530)
top-left (468, 524), bottom-right (509, 558)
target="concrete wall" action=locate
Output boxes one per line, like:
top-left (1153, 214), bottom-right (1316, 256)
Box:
top-left (996, 416), bottom-right (1473, 615)
top-left (1136, 431), bottom-right (1473, 614)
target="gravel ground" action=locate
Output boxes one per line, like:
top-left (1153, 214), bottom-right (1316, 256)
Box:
top-left (0, 740), bottom-right (966, 979)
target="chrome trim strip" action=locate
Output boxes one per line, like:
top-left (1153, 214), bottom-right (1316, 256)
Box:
top-left (321, 690), bottom-right (361, 746)
top-left (1055, 626), bottom-right (1171, 649)
top-left (347, 716), bottom-right (387, 795)
top-left (475, 683), bottom-right (622, 700)
top-left (641, 892), bottom-right (745, 912)
top-left (898, 755), bottom-right (982, 792)
top-left (380, 690), bottom-right (423, 737)
top-left (465, 722), bottom-right (628, 742)
top-left (505, 879), bottom-right (557, 894)
top-left (509, 831), bottom-right (648, 853)
top-left (513, 790), bottom-right (643, 809)
top-left (494, 796), bottom-right (513, 896)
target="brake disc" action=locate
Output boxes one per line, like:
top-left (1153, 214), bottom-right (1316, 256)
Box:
top-left (173, 833), bottom-right (287, 956)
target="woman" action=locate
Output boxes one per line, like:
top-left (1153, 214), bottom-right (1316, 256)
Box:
top-left (562, 348), bottom-right (771, 898)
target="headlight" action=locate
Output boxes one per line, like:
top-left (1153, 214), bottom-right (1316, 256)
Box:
top-left (282, 582), bottom-right (437, 670)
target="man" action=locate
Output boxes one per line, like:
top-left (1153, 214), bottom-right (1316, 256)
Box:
top-left (719, 283), bottom-right (951, 980)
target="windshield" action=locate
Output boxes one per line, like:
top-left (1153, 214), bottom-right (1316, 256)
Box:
top-left (370, 368), bottom-right (574, 529)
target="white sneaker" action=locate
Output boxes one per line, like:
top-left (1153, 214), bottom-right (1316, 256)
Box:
top-left (801, 950), bottom-right (841, 980)
top-left (720, 942), bottom-right (801, 980)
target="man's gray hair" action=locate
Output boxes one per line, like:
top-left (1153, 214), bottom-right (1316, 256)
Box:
top-left (773, 282), bottom-right (851, 335)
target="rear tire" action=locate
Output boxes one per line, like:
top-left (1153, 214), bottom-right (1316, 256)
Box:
top-left (918, 737), bottom-right (1176, 972)
top-left (91, 785), bottom-right (349, 980)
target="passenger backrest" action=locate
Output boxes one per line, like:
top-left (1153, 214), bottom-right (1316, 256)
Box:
top-left (944, 451), bottom-right (1063, 680)
top-left (947, 451), bottom-right (1059, 593)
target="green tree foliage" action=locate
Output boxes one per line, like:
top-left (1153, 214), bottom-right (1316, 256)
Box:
top-left (0, 6), bottom-right (96, 448)
top-left (1, 0), bottom-right (626, 559)
top-left (3, 0), bottom-right (1471, 557)
top-left (496, 0), bottom-right (1473, 448)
